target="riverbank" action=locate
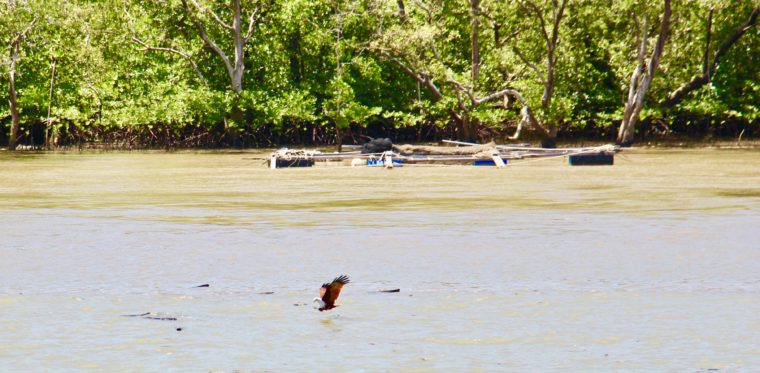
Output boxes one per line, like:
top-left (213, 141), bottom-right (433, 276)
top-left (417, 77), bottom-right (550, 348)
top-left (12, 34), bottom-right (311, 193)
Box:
top-left (2, 114), bottom-right (758, 151)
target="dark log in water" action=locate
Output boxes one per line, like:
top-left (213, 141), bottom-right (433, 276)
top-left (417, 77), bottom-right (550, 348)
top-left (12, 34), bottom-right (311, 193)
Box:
top-left (121, 312), bottom-right (178, 321)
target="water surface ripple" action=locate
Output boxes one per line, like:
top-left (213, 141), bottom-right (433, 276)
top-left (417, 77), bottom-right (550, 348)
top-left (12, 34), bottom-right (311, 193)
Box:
top-left (1, 149), bottom-right (759, 372)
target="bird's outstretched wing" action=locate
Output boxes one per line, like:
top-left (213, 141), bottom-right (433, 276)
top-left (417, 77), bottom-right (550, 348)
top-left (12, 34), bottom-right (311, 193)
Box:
top-left (320, 275), bottom-right (350, 309)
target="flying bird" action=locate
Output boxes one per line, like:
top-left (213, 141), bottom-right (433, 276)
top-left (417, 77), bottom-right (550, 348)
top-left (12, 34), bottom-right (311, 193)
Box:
top-left (313, 275), bottom-right (350, 311)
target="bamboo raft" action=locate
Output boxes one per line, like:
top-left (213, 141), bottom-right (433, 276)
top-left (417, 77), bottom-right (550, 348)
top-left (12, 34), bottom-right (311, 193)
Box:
top-left (255, 140), bottom-right (619, 168)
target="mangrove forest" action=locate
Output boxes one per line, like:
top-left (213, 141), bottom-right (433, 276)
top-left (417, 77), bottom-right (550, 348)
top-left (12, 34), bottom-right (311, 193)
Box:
top-left (1, 0), bottom-right (758, 149)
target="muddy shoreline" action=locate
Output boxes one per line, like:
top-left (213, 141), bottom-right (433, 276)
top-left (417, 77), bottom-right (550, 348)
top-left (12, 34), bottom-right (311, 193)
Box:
top-left (3, 135), bottom-right (759, 152)
top-left (2, 115), bottom-right (757, 151)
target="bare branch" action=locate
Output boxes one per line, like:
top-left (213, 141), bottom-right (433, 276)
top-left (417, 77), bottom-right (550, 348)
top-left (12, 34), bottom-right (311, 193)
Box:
top-left (635, 15), bottom-right (648, 73)
top-left (663, 5), bottom-right (759, 107)
top-left (497, 30), bottom-right (520, 48)
top-left (509, 105), bottom-right (544, 140)
top-left (446, 78), bottom-right (476, 105)
top-left (471, 0), bottom-right (480, 82)
top-left (702, 8), bottom-right (714, 77)
top-left (244, 5), bottom-right (263, 43)
top-left (709, 5), bottom-right (758, 74)
top-left (131, 36), bottom-right (207, 85)
top-left (376, 48), bottom-right (468, 126)
top-left (377, 50), bottom-right (444, 100)
top-left (181, 0), bottom-right (234, 78)
top-left (429, 39), bottom-right (442, 60)
top-left (647, 0), bottom-right (671, 79)
top-left (625, 15), bottom-right (648, 122)
top-left (519, 0), bottom-right (550, 47)
top-left (464, 86), bottom-right (544, 139)
top-left (549, 0), bottom-right (568, 52)
top-left (631, 12), bottom-right (641, 49)
top-left (474, 88), bottom-right (526, 106)
top-left (618, 0), bottom-right (671, 146)
top-left (413, 0), bottom-right (433, 23)
top-left (397, 0), bottom-right (407, 23)
top-left (452, 86), bottom-right (468, 113)
top-left (11, 16), bottom-right (38, 46)
top-left (188, 0), bottom-right (233, 30)
top-left (512, 46), bottom-right (545, 83)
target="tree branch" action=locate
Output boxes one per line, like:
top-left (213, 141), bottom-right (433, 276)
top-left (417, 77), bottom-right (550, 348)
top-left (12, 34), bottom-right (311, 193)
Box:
top-left (131, 36), bottom-right (208, 85)
top-left (646, 0), bottom-right (671, 79)
top-left (663, 5), bottom-right (758, 107)
top-left (378, 50), bottom-right (444, 100)
top-left (244, 4), bottom-right (263, 43)
top-left (447, 78), bottom-right (533, 116)
top-left (451, 85), bottom-right (468, 113)
top-left (549, 0), bottom-right (568, 51)
top-left (446, 78), bottom-right (476, 105)
top-left (188, 0), bottom-right (233, 30)
top-left (520, 0), bottom-right (550, 47)
top-left (497, 30), bottom-right (520, 48)
top-left (623, 14), bottom-right (648, 128)
top-left (711, 6), bottom-right (759, 73)
top-left (702, 8), bottom-right (714, 78)
top-left (618, 0), bottom-right (671, 145)
top-left (413, 0), bottom-right (433, 23)
top-left (181, 0), bottom-right (234, 78)
top-left (473, 88), bottom-right (526, 106)
top-left (471, 86), bottom-right (545, 139)
top-left (11, 16), bottom-right (38, 46)
top-left (471, 0), bottom-right (480, 82)
top-left (512, 46), bottom-right (545, 83)
top-left (397, 0), bottom-right (407, 23)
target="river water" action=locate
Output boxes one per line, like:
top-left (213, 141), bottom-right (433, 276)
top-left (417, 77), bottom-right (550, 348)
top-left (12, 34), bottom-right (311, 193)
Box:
top-left (1, 148), bottom-right (759, 372)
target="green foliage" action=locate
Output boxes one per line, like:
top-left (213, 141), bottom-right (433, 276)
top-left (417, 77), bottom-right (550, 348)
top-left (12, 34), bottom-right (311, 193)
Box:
top-left (1, 0), bottom-right (757, 147)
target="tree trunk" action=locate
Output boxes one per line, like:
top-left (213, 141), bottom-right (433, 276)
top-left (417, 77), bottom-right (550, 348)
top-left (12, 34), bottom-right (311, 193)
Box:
top-left (179, 0), bottom-right (264, 146)
top-left (462, 0), bottom-right (480, 142)
top-left (335, 125), bottom-right (342, 152)
top-left (8, 44), bottom-right (21, 150)
top-left (45, 58), bottom-right (57, 148)
top-left (470, 0), bottom-right (480, 83)
top-left (540, 55), bottom-right (557, 147)
top-left (542, 56), bottom-right (555, 111)
top-left (461, 115), bottom-right (477, 143)
top-left (514, 0), bottom-right (567, 144)
top-left (396, 0), bottom-right (407, 23)
top-left (618, 17), bottom-right (649, 147)
top-left (617, 0), bottom-right (671, 146)
top-left (287, 31), bottom-right (303, 83)
top-left (231, 0), bottom-right (244, 94)
top-left (181, 0), bottom-right (260, 94)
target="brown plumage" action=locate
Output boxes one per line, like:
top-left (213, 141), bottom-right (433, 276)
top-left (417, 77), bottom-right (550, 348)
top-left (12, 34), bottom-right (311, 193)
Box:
top-left (316, 275), bottom-right (350, 311)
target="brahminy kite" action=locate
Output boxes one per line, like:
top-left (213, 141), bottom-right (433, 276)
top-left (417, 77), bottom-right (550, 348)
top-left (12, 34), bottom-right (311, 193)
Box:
top-left (313, 275), bottom-right (350, 311)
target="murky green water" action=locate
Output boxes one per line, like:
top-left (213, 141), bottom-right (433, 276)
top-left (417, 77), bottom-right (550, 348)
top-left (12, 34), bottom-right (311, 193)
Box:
top-left (1, 149), bottom-right (759, 371)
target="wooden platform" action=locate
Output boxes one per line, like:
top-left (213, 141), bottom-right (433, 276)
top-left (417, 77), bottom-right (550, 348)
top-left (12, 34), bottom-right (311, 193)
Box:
top-left (256, 141), bottom-right (619, 168)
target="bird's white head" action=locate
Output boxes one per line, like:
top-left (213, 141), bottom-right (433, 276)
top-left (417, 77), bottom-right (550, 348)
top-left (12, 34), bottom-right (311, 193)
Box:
top-left (313, 297), bottom-right (326, 310)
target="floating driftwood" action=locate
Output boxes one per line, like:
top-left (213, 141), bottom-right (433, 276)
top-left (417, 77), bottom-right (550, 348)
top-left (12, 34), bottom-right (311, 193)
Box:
top-left (122, 312), bottom-right (179, 321)
top-left (393, 142), bottom-right (497, 156)
top-left (255, 141), bottom-right (619, 168)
